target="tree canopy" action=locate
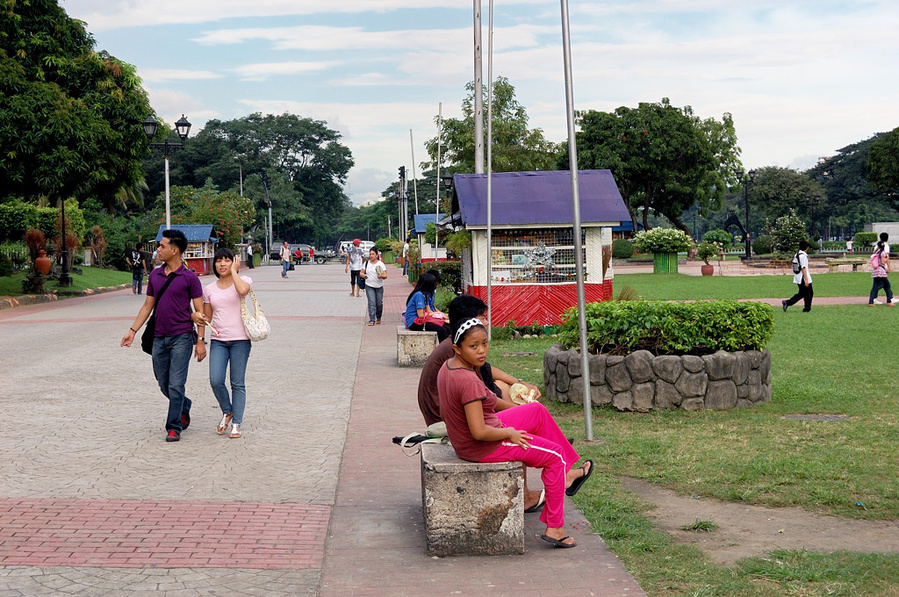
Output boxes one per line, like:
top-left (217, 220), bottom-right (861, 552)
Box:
top-left (0, 0), bottom-right (152, 206)
top-left (867, 127), bottom-right (899, 195)
top-left (562, 98), bottom-right (741, 234)
top-left (424, 77), bottom-right (559, 174)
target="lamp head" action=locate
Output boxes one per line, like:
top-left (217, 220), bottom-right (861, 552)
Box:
top-left (142, 116), bottom-right (159, 141)
top-left (174, 114), bottom-right (191, 142)
top-left (441, 172), bottom-right (454, 190)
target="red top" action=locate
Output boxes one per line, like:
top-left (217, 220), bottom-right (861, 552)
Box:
top-left (437, 363), bottom-right (502, 461)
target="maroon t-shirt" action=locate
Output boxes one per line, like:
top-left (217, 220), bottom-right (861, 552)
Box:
top-left (147, 264), bottom-right (203, 337)
top-left (418, 339), bottom-right (454, 426)
top-left (437, 363), bottom-right (503, 462)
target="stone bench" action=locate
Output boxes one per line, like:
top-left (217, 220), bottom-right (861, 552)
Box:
top-left (397, 326), bottom-right (438, 366)
top-left (420, 442), bottom-right (524, 556)
top-left (825, 258), bottom-right (867, 273)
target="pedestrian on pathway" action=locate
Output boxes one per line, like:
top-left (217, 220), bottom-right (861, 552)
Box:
top-left (360, 247), bottom-right (387, 325)
top-left (402, 237), bottom-right (410, 276)
top-left (345, 238), bottom-right (365, 297)
top-left (868, 240), bottom-right (894, 306)
top-left (279, 241), bottom-right (291, 278)
top-left (437, 317), bottom-right (593, 548)
top-left (782, 239), bottom-right (813, 313)
top-left (201, 248), bottom-right (253, 438)
top-left (246, 242), bottom-right (254, 269)
top-left (127, 243), bottom-right (148, 295)
top-left (121, 229), bottom-right (207, 442)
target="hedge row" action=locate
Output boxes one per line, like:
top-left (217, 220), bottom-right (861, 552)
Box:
top-left (558, 300), bottom-right (774, 356)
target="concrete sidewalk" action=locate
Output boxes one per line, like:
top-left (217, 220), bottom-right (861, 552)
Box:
top-left (0, 262), bottom-right (644, 596)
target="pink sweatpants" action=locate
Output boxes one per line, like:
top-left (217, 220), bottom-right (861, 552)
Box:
top-left (479, 402), bottom-right (580, 528)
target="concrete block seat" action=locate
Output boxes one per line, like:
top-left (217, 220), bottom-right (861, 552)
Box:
top-left (420, 442), bottom-right (525, 557)
top-left (397, 325), bottom-right (438, 366)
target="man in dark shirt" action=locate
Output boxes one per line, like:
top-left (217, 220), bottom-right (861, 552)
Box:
top-left (121, 229), bottom-right (207, 442)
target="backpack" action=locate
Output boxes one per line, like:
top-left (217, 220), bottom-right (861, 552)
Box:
top-left (870, 250), bottom-right (884, 270)
top-left (791, 252), bottom-right (802, 274)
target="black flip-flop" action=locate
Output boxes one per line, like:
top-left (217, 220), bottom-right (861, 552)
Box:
top-left (565, 459), bottom-right (594, 497)
top-left (524, 489), bottom-right (545, 513)
top-left (539, 534), bottom-right (577, 548)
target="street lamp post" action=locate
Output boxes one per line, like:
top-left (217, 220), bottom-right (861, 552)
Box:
top-left (260, 171), bottom-right (272, 258)
top-left (142, 115), bottom-right (191, 230)
top-left (738, 169), bottom-right (756, 259)
top-left (58, 198), bottom-right (72, 286)
top-left (234, 156), bottom-right (243, 196)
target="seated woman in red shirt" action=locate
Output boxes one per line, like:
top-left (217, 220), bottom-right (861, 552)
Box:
top-left (436, 317), bottom-right (593, 548)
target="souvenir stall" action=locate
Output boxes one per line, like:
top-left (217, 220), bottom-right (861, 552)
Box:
top-left (447, 170), bottom-right (630, 326)
top-left (154, 225), bottom-right (218, 275)
top-left (412, 213), bottom-right (448, 264)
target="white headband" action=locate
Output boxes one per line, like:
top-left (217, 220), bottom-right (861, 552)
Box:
top-left (453, 318), bottom-right (485, 344)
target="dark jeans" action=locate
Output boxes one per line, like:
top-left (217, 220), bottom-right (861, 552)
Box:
top-left (132, 270), bottom-right (144, 294)
top-left (366, 285), bottom-right (384, 323)
top-left (409, 321), bottom-right (450, 342)
top-left (869, 276), bottom-right (893, 304)
top-left (151, 332), bottom-right (194, 431)
top-left (785, 283), bottom-right (814, 312)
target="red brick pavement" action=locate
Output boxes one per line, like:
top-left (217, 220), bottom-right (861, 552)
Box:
top-left (0, 498), bottom-right (330, 569)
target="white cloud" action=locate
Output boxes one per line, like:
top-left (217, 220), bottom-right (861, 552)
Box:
top-left (231, 61), bottom-right (340, 81)
top-left (140, 69), bottom-right (222, 82)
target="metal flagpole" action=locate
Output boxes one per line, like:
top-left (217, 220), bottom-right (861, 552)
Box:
top-left (486, 0), bottom-right (494, 340)
top-left (410, 129), bottom-right (419, 215)
top-left (560, 0), bottom-right (593, 441)
top-left (473, 0), bottom-right (484, 175)
top-left (435, 103), bottom-right (442, 261)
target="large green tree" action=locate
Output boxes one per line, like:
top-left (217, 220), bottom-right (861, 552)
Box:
top-left (562, 98), bottom-right (741, 234)
top-left (747, 166), bottom-right (826, 234)
top-left (424, 77), bottom-right (559, 174)
top-left (0, 0), bottom-right (152, 206)
top-left (160, 113), bottom-right (353, 245)
top-left (867, 127), bottom-right (899, 195)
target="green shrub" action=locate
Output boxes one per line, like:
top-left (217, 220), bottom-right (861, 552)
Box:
top-left (770, 210), bottom-right (807, 254)
top-left (0, 242), bottom-right (29, 272)
top-left (558, 300), bottom-right (774, 356)
top-left (424, 260), bottom-right (462, 294)
top-left (752, 234), bottom-right (774, 255)
top-left (702, 228), bottom-right (733, 246)
top-left (612, 238), bottom-right (635, 259)
top-left (375, 238), bottom-right (392, 253)
top-left (854, 232), bottom-right (877, 247)
top-left (633, 227), bottom-right (692, 254)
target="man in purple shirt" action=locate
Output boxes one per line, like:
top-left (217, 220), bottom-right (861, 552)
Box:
top-left (121, 229), bottom-right (207, 442)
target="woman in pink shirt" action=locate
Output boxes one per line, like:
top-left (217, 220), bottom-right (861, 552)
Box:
top-left (202, 248), bottom-right (252, 438)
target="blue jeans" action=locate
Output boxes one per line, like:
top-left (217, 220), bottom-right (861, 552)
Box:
top-left (282, 259), bottom-right (290, 277)
top-left (869, 276), bottom-right (893, 304)
top-left (209, 339), bottom-right (252, 425)
top-left (132, 270), bottom-right (144, 294)
top-left (151, 333), bottom-right (194, 431)
top-left (366, 285), bottom-right (384, 323)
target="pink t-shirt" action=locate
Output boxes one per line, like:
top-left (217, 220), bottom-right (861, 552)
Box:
top-left (437, 363), bottom-right (502, 461)
top-left (202, 276), bottom-right (252, 341)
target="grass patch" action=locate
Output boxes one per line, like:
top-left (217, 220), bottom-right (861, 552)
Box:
top-left (679, 519), bottom-right (719, 532)
top-left (615, 272), bottom-right (871, 300)
top-left (0, 267), bottom-right (131, 296)
top-left (488, 298), bottom-right (899, 596)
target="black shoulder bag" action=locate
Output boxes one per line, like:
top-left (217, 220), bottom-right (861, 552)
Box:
top-left (141, 273), bottom-right (177, 355)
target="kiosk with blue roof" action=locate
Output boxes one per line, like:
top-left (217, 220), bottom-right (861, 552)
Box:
top-left (154, 225), bottom-right (218, 275)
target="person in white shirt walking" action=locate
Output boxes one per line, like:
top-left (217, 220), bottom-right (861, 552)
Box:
top-left (782, 240), bottom-right (813, 313)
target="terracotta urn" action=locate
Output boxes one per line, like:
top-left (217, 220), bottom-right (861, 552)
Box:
top-left (700, 263), bottom-right (714, 276)
top-left (35, 250), bottom-right (51, 275)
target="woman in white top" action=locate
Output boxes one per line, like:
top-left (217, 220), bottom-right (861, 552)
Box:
top-left (360, 247), bottom-right (388, 325)
top-left (202, 248), bottom-right (252, 438)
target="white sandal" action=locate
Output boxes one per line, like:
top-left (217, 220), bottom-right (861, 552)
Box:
top-left (228, 423), bottom-right (242, 439)
top-left (217, 413), bottom-right (232, 435)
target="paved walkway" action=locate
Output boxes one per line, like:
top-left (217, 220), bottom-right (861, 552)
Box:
top-left (0, 263), bottom-right (644, 596)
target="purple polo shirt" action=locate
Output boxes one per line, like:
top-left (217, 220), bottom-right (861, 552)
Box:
top-left (147, 264), bottom-right (203, 338)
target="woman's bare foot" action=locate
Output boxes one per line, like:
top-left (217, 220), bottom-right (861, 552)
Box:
top-left (523, 489), bottom-right (544, 512)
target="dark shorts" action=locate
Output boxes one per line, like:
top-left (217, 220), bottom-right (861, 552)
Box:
top-left (350, 270), bottom-right (361, 286)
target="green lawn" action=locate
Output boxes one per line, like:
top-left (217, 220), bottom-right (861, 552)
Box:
top-left (489, 295), bottom-right (899, 596)
top-left (615, 271), bottom-right (872, 300)
top-left (0, 267), bottom-right (130, 296)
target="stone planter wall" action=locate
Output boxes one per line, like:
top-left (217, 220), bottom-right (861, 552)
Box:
top-left (543, 344), bottom-right (771, 411)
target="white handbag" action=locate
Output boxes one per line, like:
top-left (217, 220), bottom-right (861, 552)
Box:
top-left (241, 290), bottom-right (270, 341)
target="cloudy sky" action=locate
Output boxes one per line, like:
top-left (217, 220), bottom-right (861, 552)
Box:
top-left (63, 0), bottom-right (898, 206)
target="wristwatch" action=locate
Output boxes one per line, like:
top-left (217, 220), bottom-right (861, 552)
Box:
top-left (197, 338), bottom-right (206, 344)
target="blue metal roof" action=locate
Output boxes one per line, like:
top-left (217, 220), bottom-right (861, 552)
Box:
top-left (451, 170), bottom-right (630, 227)
top-left (412, 213), bottom-right (445, 234)
top-left (154, 225), bottom-right (218, 243)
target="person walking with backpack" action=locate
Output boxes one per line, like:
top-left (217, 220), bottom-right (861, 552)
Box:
top-left (782, 240), bottom-right (813, 313)
top-left (868, 240), bottom-right (894, 306)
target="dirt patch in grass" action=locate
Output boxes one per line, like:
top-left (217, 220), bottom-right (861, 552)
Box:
top-left (621, 477), bottom-right (899, 565)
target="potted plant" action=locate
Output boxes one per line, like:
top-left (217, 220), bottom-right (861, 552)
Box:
top-left (633, 228), bottom-right (693, 273)
top-left (23, 228), bottom-right (49, 293)
top-left (696, 241), bottom-right (723, 276)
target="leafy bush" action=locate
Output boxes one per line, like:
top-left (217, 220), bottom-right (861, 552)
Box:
top-left (634, 227), bottom-right (692, 254)
top-left (702, 228), bottom-right (733, 246)
top-left (853, 232), bottom-right (877, 247)
top-left (752, 234), bottom-right (774, 255)
top-left (695, 241), bottom-right (723, 264)
top-left (1, 241), bottom-right (30, 273)
top-left (375, 238), bottom-right (392, 253)
top-left (612, 238), bottom-right (635, 259)
top-left (770, 210), bottom-right (807, 255)
top-left (424, 260), bottom-right (462, 293)
top-left (558, 300), bottom-right (774, 356)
